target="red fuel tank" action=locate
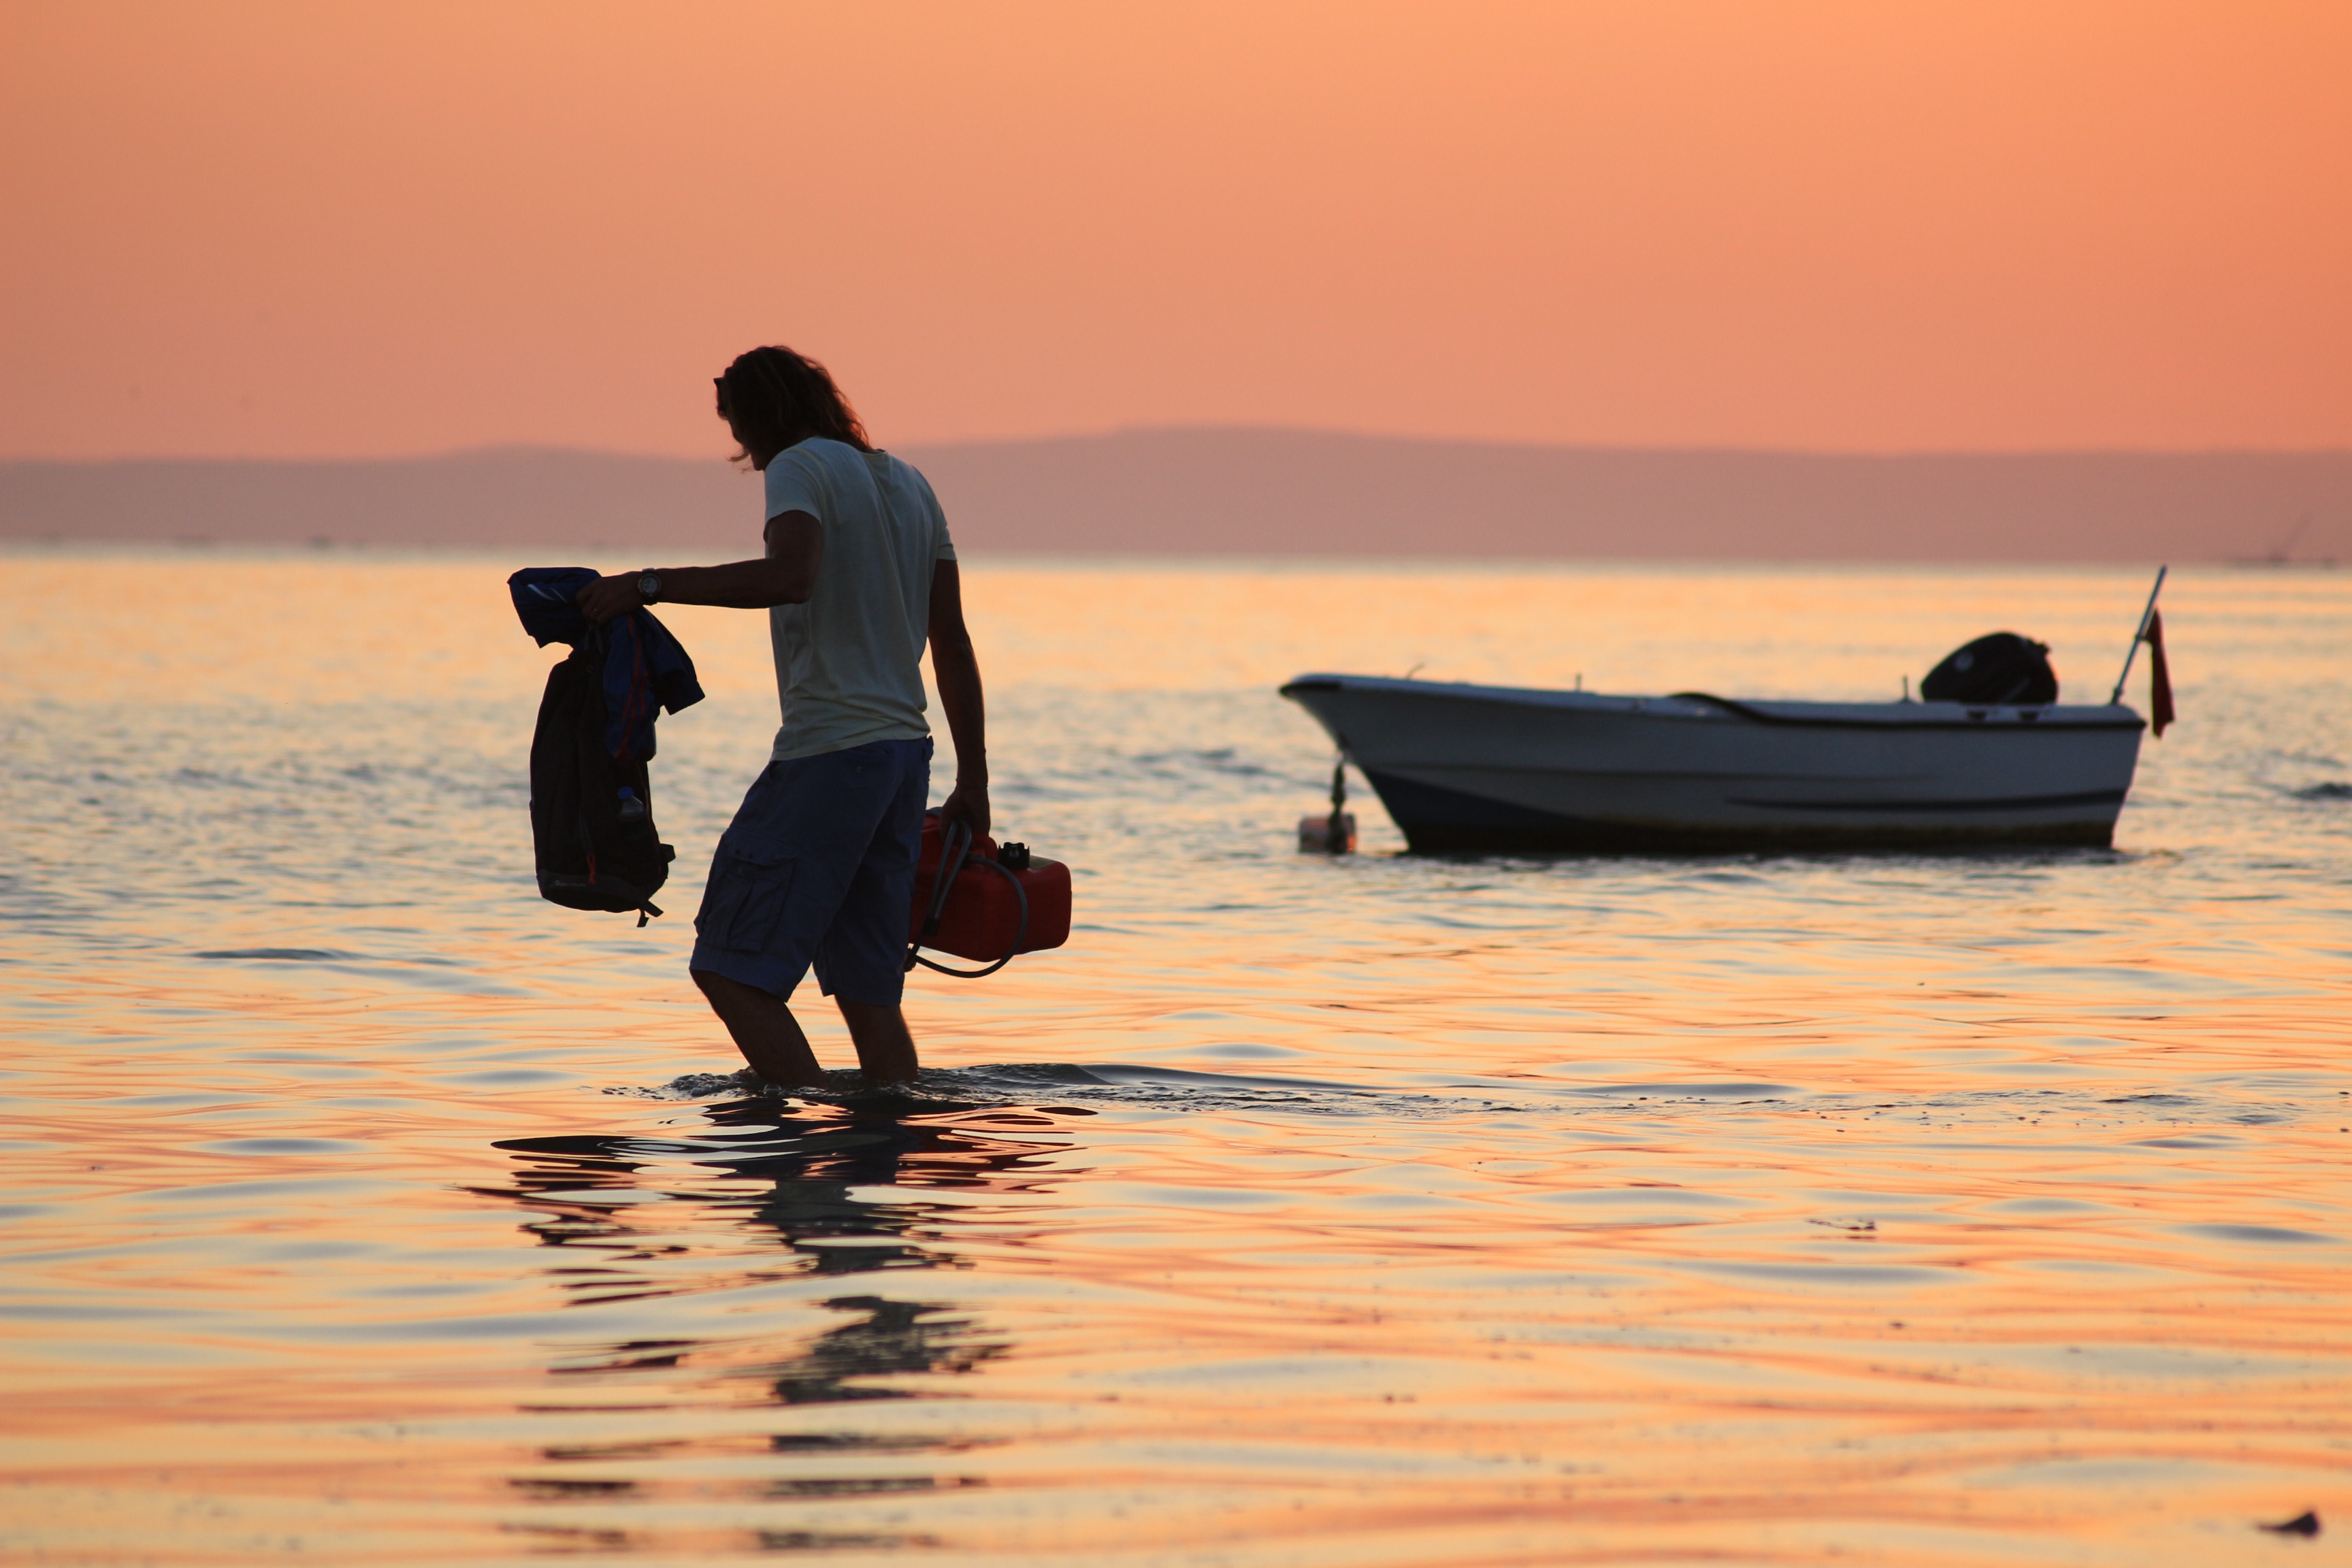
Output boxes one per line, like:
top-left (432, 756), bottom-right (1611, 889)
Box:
top-left (908, 813), bottom-right (1072, 965)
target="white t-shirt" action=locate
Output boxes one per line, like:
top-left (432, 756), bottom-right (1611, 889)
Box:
top-left (760, 438), bottom-right (957, 761)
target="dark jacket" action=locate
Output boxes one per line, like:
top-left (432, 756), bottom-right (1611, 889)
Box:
top-left (508, 567), bottom-right (704, 762)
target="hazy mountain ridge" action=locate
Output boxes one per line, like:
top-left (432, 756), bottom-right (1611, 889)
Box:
top-left (5, 429), bottom-right (2345, 561)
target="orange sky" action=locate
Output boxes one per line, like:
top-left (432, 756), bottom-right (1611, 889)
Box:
top-left (4, 1), bottom-right (2348, 459)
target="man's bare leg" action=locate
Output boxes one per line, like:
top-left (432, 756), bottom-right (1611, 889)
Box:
top-left (838, 1000), bottom-right (919, 1086)
top-left (692, 968), bottom-right (827, 1088)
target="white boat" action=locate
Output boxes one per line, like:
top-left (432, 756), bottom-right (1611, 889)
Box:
top-left (1279, 674), bottom-right (2148, 852)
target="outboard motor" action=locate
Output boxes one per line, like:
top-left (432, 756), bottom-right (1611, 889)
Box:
top-left (1922, 632), bottom-right (2057, 706)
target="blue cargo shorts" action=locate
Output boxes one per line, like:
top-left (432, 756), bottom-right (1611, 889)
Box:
top-left (689, 737), bottom-right (931, 1007)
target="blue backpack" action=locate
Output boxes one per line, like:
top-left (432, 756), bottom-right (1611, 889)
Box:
top-left (510, 569), bottom-right (703, 926)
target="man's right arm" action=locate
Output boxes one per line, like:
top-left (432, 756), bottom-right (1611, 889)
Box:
top-left (576, 512), bottom-right (823, 623)
top-left (927, 557), bottom-right (990, 838)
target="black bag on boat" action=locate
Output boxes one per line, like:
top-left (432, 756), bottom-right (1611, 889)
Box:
top-left (1921, 632), bottom-right (2058, 706)
top-left (528, 634), bottom-right (675, 924)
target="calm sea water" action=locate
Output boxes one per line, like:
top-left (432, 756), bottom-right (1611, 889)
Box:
top-left (3, 553), bottom-right (2349, 1566)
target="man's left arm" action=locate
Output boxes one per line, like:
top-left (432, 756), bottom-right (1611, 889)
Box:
top-left (928, 557), bottom-right (990, 838)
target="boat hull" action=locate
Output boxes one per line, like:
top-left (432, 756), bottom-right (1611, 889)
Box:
top-left (1280, 676), bottom-right (2145, 853)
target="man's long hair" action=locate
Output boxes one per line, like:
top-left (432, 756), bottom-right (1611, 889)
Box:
top-left (716, 345), bottom-right (872, 461)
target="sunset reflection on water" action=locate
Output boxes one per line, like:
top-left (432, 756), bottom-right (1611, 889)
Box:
top-left (3, 553), bottom-right (2347, 1564)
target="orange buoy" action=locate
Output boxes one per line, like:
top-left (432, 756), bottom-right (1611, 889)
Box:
top-left (1296, 811), bottom-right (1356, 852)
top-left (1297, 759), bottom-right (1356, 852)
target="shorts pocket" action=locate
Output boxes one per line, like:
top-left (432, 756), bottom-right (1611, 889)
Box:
top-left (695, 843), bottom-right (797, 954)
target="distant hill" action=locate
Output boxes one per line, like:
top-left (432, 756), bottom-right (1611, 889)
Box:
top-left (4, 429), bottom-right (2346, 561)
top-left (0, 447), bottom-right (749, 551)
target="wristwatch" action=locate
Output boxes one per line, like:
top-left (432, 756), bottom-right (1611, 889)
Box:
top-left (636, 570), bottom-right (662, 604)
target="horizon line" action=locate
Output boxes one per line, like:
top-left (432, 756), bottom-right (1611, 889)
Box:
top-left (7, 424), bottom-right (2352, 468)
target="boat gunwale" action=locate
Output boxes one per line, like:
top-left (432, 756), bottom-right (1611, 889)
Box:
top-left (1279, 674), bottom-right (2148, 734)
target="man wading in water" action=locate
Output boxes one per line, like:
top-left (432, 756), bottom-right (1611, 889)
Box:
top-left (578, 346), bottom-right (986, 1088)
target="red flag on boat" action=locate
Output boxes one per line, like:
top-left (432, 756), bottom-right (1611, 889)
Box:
top-left (2145, 608), bottom-right (2174, 736)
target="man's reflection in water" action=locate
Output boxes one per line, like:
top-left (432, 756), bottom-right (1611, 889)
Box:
top-left (472, 1095), bottom-right (1081, 1426)
top-left (474, 1098), bottom-right (1087, 1550)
